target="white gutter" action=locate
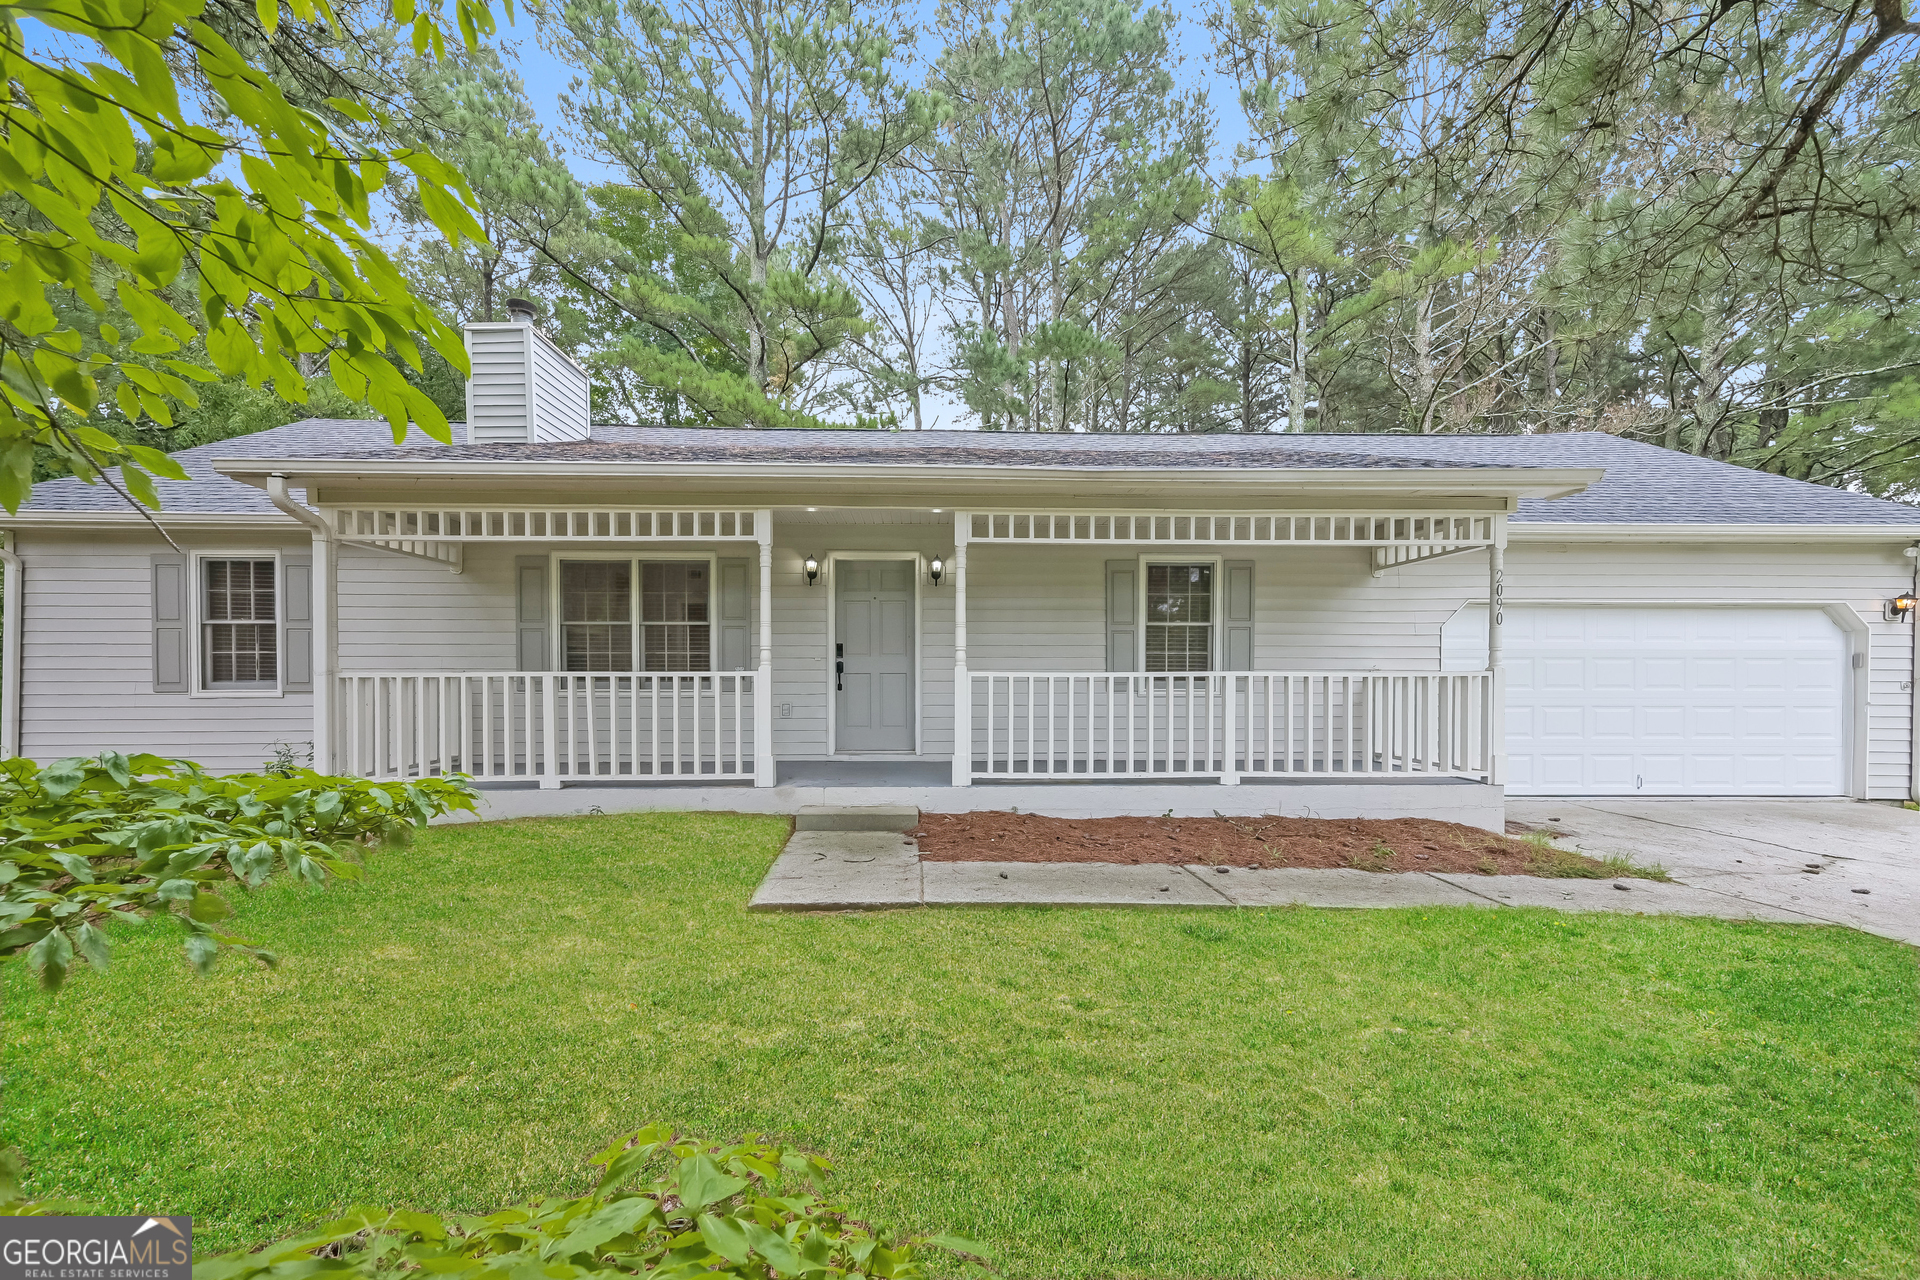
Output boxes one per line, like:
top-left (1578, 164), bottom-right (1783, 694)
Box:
top-left (266, 474), bottom-right (335, 774)
top-left (1509, 522), bottom-right (1920, 542)
top-left (265, 473), bottom-right (331, 540)
top-left (0, 532), bottom-right (20, 760)
top-left (1910, 543), bottom-right (1919, 806)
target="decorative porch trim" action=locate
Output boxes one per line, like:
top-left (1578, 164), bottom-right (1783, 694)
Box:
top-left (355, 538), bottom-right (465, 572)
top-left (965, 510), bottom-right (1496, 548)
top-left (325, 507), bottom-right (761, 542)
top-left (1370, 542), bottom-right (1487, 575)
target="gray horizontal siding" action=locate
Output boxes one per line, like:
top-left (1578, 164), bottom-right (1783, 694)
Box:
top-left (8, 525), bottom-right (1909, 797)
top-left (465, 327), bottom-right (530, 443)
top-left (16, 532), bottom-right (313, 772)
top-left (529, 333), bottom-right (591, 443)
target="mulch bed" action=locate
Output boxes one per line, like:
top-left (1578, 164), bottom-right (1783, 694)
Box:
top-left (909, 811), bottom-right (1615, 877)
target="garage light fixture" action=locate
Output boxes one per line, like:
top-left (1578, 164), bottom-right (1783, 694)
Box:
top-left (1888, 592), bottom-right (1916, 621)
top-left (803, 556), bottom-right (821, 586)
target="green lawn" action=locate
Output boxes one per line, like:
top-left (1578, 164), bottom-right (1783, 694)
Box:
top-left (5, 811), bottom-right (1916, 1278)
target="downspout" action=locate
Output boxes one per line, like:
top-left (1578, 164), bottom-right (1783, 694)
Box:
top-left (0, 532), bottom-right (21, 760)
top-left (1910, 543), bottom-right (1919, 805)
top-left (267, 474), bottom-right (334, 774)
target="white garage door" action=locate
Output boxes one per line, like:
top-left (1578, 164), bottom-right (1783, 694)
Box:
top-left (1443, 606), bottom-right (1848, 796)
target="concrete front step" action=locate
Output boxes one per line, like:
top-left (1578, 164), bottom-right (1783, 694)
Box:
top-left (795, 804), bottom-right (920, 833)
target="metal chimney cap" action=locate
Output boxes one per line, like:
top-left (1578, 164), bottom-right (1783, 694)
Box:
top-left (504, 297), bottom-right (537, 322)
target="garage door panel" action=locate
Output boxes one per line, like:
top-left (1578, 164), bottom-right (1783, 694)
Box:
top-left (1539, 754), bottom-right (1589, 787)
top-left (1590, 658), bottom-right (1635, 690)
top-left (1642, 658), bottom-right (1687, 690)
top-left (1540, 658), bottom-right (1586, 690)
top-left (1690, 658), bottom-right (1738, 689)
top-left (1475, 606), bottom-right (1848, 797)
top-left (1532, 705), bottom-right (1583, 738)
top-left (1691, 706), bottom-right (1738, 739)
top-left (1688, 754), bottom-right (1736, 787)
top-left (1590, 706), bottom-right (1635, 738)
top-left (1737, 755), bottom-right (1788, 788)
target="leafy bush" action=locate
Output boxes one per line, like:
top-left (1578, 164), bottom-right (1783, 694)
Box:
top-left (0, 752), bottom-right (476, 989)
top-left (0, 1128), bottom-right (988, 1278)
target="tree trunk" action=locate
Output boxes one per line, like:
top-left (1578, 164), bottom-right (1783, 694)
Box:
top-left (1413, 283), bottom-right (1439, 433)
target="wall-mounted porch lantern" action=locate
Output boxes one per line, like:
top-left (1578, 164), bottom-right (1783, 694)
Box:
top-left (929, 556), bottom-right (945, 586)
top-left (1888, 592), bottom-right (1916, 621)
top-left (803, 556), bottom-right (821, 586)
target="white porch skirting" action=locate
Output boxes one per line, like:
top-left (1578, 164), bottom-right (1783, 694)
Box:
top-left (335, 672), bottom-right (762, 784)
top-left (967, 671), bottom-right (1493, 782)
top-left (440, 777), bottom-right (1506, 832)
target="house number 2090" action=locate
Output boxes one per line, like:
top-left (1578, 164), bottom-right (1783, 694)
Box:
top-left (1492, 566), bottom-right (1504, 626)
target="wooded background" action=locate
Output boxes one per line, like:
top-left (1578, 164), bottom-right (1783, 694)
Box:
top-left (39, 0), bottom-right (1920, 502)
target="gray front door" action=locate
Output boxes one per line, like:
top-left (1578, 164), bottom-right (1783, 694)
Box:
top-left (836, 560), bottom-right (915, 752)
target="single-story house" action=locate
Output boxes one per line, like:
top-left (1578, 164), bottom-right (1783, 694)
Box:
top-left (4, 313), bottom-right (1916, 829)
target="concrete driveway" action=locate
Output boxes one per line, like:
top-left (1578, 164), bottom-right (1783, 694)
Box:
top-left (1506, 798), bottom-right (1919, 946)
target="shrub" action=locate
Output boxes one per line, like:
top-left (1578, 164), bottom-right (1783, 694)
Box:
top-left (0, 751), bottom-right (476, 989)
top-left (0, 1128), bottom-right (989, 1278)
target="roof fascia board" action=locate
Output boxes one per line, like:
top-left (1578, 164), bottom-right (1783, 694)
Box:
top-left (215, 458), bottom-right (1604, 501)
top-left (1509, 522), bottom-right (1920, 541)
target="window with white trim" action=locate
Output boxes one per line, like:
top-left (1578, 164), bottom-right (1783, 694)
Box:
top-left (202, 558), bottom-right (278, 688)
top-left (559, 559), bottom-right (711, 672)
top-left (641, 561), bottom-right (710, 671)
top-left (562, 560), bottom-right (633, 671)
top-left (1145, 563), bottom-right (1212, 672)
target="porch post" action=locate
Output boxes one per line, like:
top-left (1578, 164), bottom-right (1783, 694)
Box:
top-left (312, 531), bottom-right (334, 773)
top-left (1487, 513), bottom-right (1507, 785)
top-left (951, 512), bottom-right (971, 787)
top-left (754, 509), bottom-right (775, 786)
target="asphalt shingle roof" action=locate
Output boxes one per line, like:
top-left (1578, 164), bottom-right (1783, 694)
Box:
top-left (15, 418), bottom-right (1920, 526)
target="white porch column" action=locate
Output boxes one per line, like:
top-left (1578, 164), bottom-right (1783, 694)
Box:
top-left (754, 509), bottom-right (776, 786)
top-left (1487, 513), bottom-right (1507, 786)
top-left (312, 532), bottom-right (334, 773)
top-left (951, 512), bottom-right (971, 787)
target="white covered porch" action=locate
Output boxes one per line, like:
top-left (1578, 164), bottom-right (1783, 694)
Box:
top-left (300, 499), bottom-right (1512, 814)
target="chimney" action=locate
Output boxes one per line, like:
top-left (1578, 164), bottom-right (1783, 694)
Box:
top-left (462, 300), bottom-right (591, 444)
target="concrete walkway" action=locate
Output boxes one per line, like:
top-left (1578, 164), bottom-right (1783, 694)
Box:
top-left (750, 799), bottom-right (1918, 942)
top-left (748, 833), bottom-right (1811, 924)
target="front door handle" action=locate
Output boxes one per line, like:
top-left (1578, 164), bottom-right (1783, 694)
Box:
top-left (835, 660), bottom-right (844, 691)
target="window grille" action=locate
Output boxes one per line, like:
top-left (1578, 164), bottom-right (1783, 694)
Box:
top-left (203, 559), bottom-right (277, 687)
top-left (1145, 563), bottom-right (1212, 672)
top-left (642, 562), bottom-right (711, 672)
top-left (562, 561), bottom-right (634, 671)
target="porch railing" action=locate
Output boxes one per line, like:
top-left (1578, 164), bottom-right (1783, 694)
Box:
top-left (334, 672), bottom-right (760, 784)
top-left (966, 671), bottom-right (1491, 782)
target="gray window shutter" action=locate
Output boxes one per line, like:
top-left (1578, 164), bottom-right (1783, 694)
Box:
top-left (717, 557), bottom-right (751, 671)
top-left (282, 555), bottom-right (313, 691)
top-left (516, 556), bottom-right (549, 671)
top-left (1104, 559), bottom-right (1137, 672)
top-left (152, 553), bottom-right (188, 692)
top-left (1224, 559), bottom-right (1254, 670)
